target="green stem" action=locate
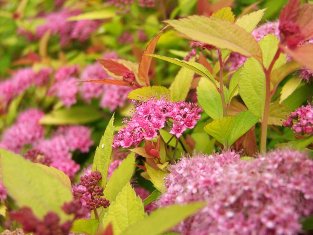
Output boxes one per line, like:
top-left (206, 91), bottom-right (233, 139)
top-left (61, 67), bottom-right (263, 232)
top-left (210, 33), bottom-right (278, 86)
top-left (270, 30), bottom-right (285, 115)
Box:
top-left (217, 49), bottom-right (227, 116)
top-left (260, 48), bottom-right (281, 153)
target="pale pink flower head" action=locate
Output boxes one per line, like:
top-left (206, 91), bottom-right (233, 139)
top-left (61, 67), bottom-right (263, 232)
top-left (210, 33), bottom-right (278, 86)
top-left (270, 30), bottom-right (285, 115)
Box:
top-left (100, 85), bottom-right (131, 111)
top-left (55, 65), bottom-right (79, 81)
top-left (158, 149), bottom-right (313, 235)
top-left (0, 109), bottom-right (44, 152)
top-left (107, 0), bottom-right (134, 8)
top-left (113, 99), bottom-right (202, 148)
top-left (283, 104), bottom-right (313, 135)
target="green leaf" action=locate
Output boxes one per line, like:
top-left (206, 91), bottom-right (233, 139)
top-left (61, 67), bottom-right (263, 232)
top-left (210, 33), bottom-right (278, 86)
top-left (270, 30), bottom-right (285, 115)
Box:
top-left (170, 67), bottom-right (194, 101)
top-left (268, 102), bottom-right (291, 126)
top-left (271, 61), bottom-right (300, 87)
top-left (103, 183), bottom-right (144, 235)
top-left (145, 164), bottom-right (168, 193)
top-left (68, 9), bottom-right (115, 21)
top-left (128, 86), bottom-right (170, 101)
top-left (92, 115), bottom-right (114, 187)
top-left (303, 216), bottom-right (313, 231)
top-left (40, 106), bottom-right (103, 125)
top-left (204, 111), bottom-right (259, 147)
top-left (211, 7), bottom-right (235, 22)
top-left (123, 202), bottom-right (205, 235)
top-left (259, 34), bottom-right (286, 69)
top-left (239, 58), bottom-right (265, 118)
top-left (104, 153), bottom-right (136, 202)
top-left (235, 9), bottom-right (266, 32)
top-left (277, 136), bottom-right (313, 150)
top-left (0, 149), bottom-right (72, 220)
top-left (197, 77), bottom-right (223, 119)
top-left (280, 77), bottom-right (302, 103)
top-left (6, 93), bottom-right (23, 125)
top-left (71, 219), bottom-right (99, 235)
top-left (143, 190), bottom-right (161, 207)
top-left (166, 16), bottom-right (262, 62)
top-left (191, 132), bottom-right (214, 154)
top-left (150, 54), bottom-right (215, 83)
top-left (282, 85), bottom-right (313, 110)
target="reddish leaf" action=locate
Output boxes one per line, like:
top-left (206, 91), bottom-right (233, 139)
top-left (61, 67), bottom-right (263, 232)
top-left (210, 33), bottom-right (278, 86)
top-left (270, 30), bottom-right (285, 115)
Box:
top-left (82, 79), bottom-right (131, 87)
top-left (101, 223), bottom-right (114, 235)
top-left (297, 4), bottom-right (313, 40)
top-left (279, 0), bottom-right (300, 23)
top-left (210, 0), bottom-right (234, 13)
top-left (234, 128), bottom-right (257, 156)
top-left (282, 44), bottom-right (313, 71)
top-left (139, 27), bottom-right (167, 86)
top-left (197, 0), bottom-right (211, 16)
top-left (198, 52), bottom-right (213, 73)
top-left (98, 59), bottom-right (131, 77)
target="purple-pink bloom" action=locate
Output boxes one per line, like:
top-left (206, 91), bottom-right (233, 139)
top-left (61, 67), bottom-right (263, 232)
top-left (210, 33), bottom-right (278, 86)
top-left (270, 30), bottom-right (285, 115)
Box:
top-left (283, 104), bottom-right (313, 135)
top-left (49, 77), bottom-right (78, 107)
top-left (113, 99), bottom-right (202, 148)
top-left (0, 109), bottom-right (44, 152)
top-left (34, 125), bottom-right (93, 177)
top-left (0, 68), bottom-right (51, 109)
top-left (158, 149), bottom-right (313, 235)
top-left (71, 20), bottom-right (101, 42)
top-left (138, 0), bottom-right (156, 8)
top-left (100, 85), bottom-right (131, 111)
top-left (0, 182), bottom-right (7, 201)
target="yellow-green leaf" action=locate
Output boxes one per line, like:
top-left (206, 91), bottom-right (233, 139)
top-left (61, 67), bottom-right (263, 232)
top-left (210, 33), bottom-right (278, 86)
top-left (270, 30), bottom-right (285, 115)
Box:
top-left (104, 153), bottom-right (136, 202)
top-left (145, 164), bottom-right (168, 193)
top-left (197, 77), bottom-right (223, 119)
top-left (166, 16), bottom-right (262, 62)
top-left (280, 76), bottom-right (302, 103)
top-left (123, 202), bottom-right (205, 235)
top-left (259, 34), bottom-right (286, 69)
top-left (0, 149), bottom-right (72, 220)
top-left (235, 9), bottom-right (266, 33)
top-left (268, 102), bottom-right (291, 126)
top-left (204, 111), bottom-right (259, 147)
top-left (128, 86), bottom-right (170, 101)
top-left (239, 58), bottom-right (265, 118)
top-left (103, 183), bottom-right (144, 235)
top-left (92, 115), bottom-right (114, 187)
top-left (71, 219), bottom-right (98, 235)
top-left (68, 9), bottom-right (115, 21)
top-left (40, 106), bottom-right (103, 125)
top-left (211, 7), bottom-right (235, 22)
top-left (150, 54), bottom-right (215, 83)
top-left (170, 67), bottom-right (194, 101)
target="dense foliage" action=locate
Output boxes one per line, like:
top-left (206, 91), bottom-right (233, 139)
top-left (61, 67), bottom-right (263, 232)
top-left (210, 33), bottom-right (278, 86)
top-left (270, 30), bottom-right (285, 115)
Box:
top-left (0, 0), bottom-right (313, 234)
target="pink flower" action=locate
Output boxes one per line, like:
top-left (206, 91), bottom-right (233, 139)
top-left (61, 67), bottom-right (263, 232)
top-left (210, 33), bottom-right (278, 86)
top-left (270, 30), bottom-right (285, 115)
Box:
top-left (118, 32), bottom-right (134, 44)
top-left (283, 104), bottom-right (313, 135)
top-left (107, 0), bottom-right (134, 8)
top-left (54, 126), bottom-right (93, 152)
top-left (0, 182), bottom-right (7, 201)
top-left (0, 68), bottom-right (51, 109)
top-left (71, 20), bottom-right (101, 42)
top-left (34, 125), bottom-right (93, 177)
top-left (55, 66), bottom-right (79, 81)
top-left (100, 85), bottom-right (131, 111)
top-left (80, 63), bottom-right (108, 102)
top-left (113, 99), bottom-right (202, 148)
top-left (0, 109), bottom-right (44, 152)
top-left (49, 77), bottom-right (78, 107)
top-left (158, 149), bottom-right (313, 235)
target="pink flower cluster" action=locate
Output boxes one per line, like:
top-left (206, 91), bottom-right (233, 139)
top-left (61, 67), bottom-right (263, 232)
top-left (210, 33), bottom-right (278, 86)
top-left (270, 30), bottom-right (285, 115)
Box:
top-left (34, 126), bottom-right (93, 177)
top-left (0, 109), bottom-right (45, 152)
top-left (138, 0), bottom-right (156, 8)
top-left (158, 149), bottom-right (313, 235)
top-left (0, 68), bottom-right (51, 110)
top-left (36, 9), bottom-right (101, 46)
top-left (227, 22), bottom-right (280, 71)
top-left (49, 65), bottom-right (79, 107)
top-left (283, 104), bottom-right (313, 135)
top-left (72, 171), bottom-right (110, 211)
top-left (113, 99), bottom-right (202, 148)
top-left (80, 54), bottom-right (132, 111)
top-left (107, 0), bottom-right (134, 8)
top-left (0, 182), bottom-right (7, 201)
